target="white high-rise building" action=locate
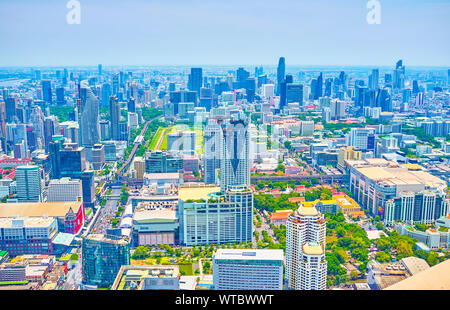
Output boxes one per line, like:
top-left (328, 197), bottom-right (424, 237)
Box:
top-left (16, 165), bottom-right (42, 202)
top-left (346, 127), bottom-right (376, 152)
top-left (204, 117), bottom-right (225, 185)
top-left (47, 178), bottom-right (82, 202)
top-left (212, 249), bottom-right (284, 290)
top-left (127, 112), bottom-right (139, 131)
top-left (262, 84), bottom-right (274, 98)
top-left (285, 203), bottom-right (327, 290)
top-left (220, 119), bottom-right (250, 192)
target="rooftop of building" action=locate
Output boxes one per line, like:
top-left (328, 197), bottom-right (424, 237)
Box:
top-left (0, 202), bottom-right (82, 218)
top-left (296, 204), bottom-right (319, 217)
top-left (214, 249), bottom-right (284, 261)
top-left (400, 257), bottom-right (430, 276)
top-left (385, 259), bottom-right (450, 290)
top-left (269, 210), bottom-right (293, 220)
top-left (85, 233), bottom-right (129, 245)
top-left (0, 217), bottom-right (55, 228)
top-left (52, 232), bottom-right (75, 246)
top-left (178, 186), bottom-right (220, 202)
top-left (111, 265), bottom-right (180, 290)
top-left (133, 207), bottom-right (177, 223)
top-left (302, 242), bottom-right (324, 255)
top-left (143, 173), bottom-right (181, 180)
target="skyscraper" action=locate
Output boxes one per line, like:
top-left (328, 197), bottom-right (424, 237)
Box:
top-left (78, 81), bottom-right (100, 149)
top-left (41, 80), bottom-right (52, 104)
top-left (101, 83), bottom-right (111, 108)
top-left (212, 249), bottom-right (284, 290)
top-left (5, 97), bottom-right (17, 123)
top-left (393, 60), bottom-right (405, 89)
top-left (109, 96), bottom-right (120, 141)
top-left (204, 117), bottom-right (224, 185)
top-left (82, 234), bottom-right (130, 288)
top-left (16, 165), bottom-right (42, 202)
top-left (56, 87), bottom-right (65, 105)
top-left (315, 72), bottom-right (323, 99)
top-left (188, 67), bottom-right (203, 95)
top-left (219, 119), bottom-right (250, 192)
top-left (369, 68), bottom-right (379, 90)
top-left (276, 57), bottom-right (286, 96)
top-left (285, 203), bottom-right (327, 290)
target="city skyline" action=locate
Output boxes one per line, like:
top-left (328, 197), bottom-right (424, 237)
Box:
top-left (0, 0), bottom-right (449, 67)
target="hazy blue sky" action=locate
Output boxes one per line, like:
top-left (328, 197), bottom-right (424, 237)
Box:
top-left (0, 0), bottom-right (449, 67)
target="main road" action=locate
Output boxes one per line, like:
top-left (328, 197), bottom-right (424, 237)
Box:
top-left (117, 120), bottom-right (152, 177)
top-left (89, 187), bottom-right (122, 235)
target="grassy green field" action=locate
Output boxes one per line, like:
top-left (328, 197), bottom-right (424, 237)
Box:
top-left (149, 124), bottom-right (204, 154)
top-left (149, 127), bottom-right (165, 151)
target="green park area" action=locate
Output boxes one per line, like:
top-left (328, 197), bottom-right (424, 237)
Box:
top-left (148, 124), bottom-right (204, 154)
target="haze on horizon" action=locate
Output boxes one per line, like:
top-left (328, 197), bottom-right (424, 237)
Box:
top-left (0, 0), bottom-right (449, 67)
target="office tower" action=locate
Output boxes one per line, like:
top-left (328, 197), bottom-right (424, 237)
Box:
top-left (112, 74), bottom-right (119, 95)
top-left (99, 120), bottom-right (110, 141)
top-left (109, 96), bottom-right (120, 141)
top-left (35, 70), bottom-right (41, 81)
top-left (245, 77), bottom-right (256, 102)
top-left (393, 60), bottom-right (405, 89)
top-left (219, 119), bottom-right (250, 192)
top-left (280, 75), bottom-right (303, 110)
top-left (369, 69), bottom-right (379, 90)
top-left (41, 80), bottom-right (52, 104)
top-left (0, 217), bottom-right (58, 256)
top-left (16, 165), bottom-right (42, 202)
top-left (98, 64), bottom-right (102, 76)
top-left (412, 80), bottom-right (419, 94)
top-left (101, 83), bottom-right (111, 108)
top-left (14, 141), bottom-right (26, 158)
top-left (262, 84), bottom-right (274, 98)
top-left (49, 139), bottom-right (63, 179)
top-left (91, 144), bottom-right (105, 170)
top-left (188, 68), bottom-right (203, 94)
top-left (314, 73), bottom-right (323, 99)
top-left (300, 121), bottom-right (314, 136)
top-left (78, 81), bottom-right (100, 148)
top-left (415, 92), bottom-right (424, 108)
top-left (285, 204), bottom-right (327, 290)
top-left (212, 249), bottom-right (284, 290)
top-left (384, 191), bottom-right (450, 226)
top-left (204, 117), bottom-right (223, 185)
top-left (82, 234), bottom-right (130, 288)
top-left (56, 87), bottom-right (65, 105)
top-left (127, 112), bottom-right (139, 131)
top-left (127, 97), bottom-right (136, 113)
top-left (402, 88), bottom-right (412, 104)
top-left (47, 178), bottom-right (82, 202)
top-left (330, 99), bottom-right (346, 120)
top-left (144, 151), bottom-right (183, 173)
top-left (118, 122), bottom-right (128, 141)
top-left (60, 143), bottom-right (87, 178)
top-left (286, 83), bottom-right (303, 106)
top-left (81, 170), bottom-right (95, 207)
top-left (337, 146), bottom-right (362, 172)
top-left (178, 186), bottom-right (253, 245)
top-left (322, 107), bottom-right (331, 123)
top-left (133, 157), bottom-right (146, 180)
top-left (276, 57), bottom-right (285, 96)
top-left (5, 97), bottom-right (17, 123)
top-left (324, 78), bottom-right (332, 97)
top-left (347, 128), bottom-right (376, 152)
top-left (376, 88), bottom-right (392, 112)
top-left (43, 116), bottom-right (57, 153)
top-left (199, 87), bottom-right (214, 111)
